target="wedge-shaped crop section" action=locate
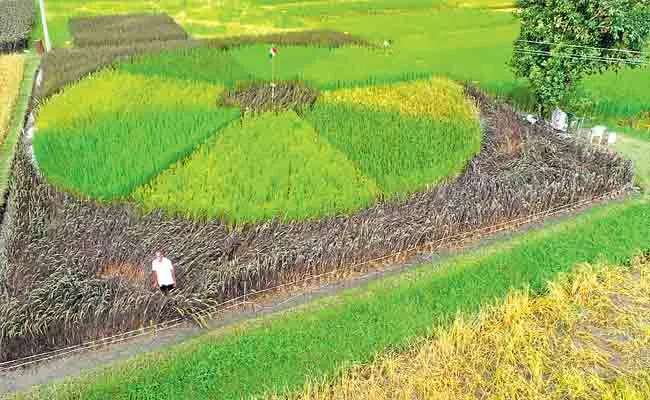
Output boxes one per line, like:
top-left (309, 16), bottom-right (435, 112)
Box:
top-left (34, 72), bottom-right (240, 199)
top-left (134, 112), bottom-right (380, 222)
top-left (305, 78), bottom-right (482, 194)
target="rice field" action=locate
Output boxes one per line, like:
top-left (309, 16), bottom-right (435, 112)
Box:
top-left (34, 71), bottom-right (240, 199)
top-left (134, 112), bottom-right (380, 222)
top-left (33, 66), bottom-right (481, 220)
top-left (9, 198), bottom-right (650, 400)
top-left (38, 0), bottom-right (650, 122)
top-left (288, 260), bottom-right (650, 400)
top-left (305, 80), bottom-right (481, 194)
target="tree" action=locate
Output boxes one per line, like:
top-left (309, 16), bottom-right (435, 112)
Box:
top-left (511, 0), bottom-right (650, 114)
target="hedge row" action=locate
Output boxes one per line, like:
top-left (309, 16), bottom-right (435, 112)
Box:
top-left (0, 0), bottom-right (34, 54)
top-left (0, 88), bottom-right (633, 363)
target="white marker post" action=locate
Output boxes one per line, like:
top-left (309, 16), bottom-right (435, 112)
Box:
top-left (38, 0), bottom-right (52, 52)
top-left (269, 46), bottom-right (278, 102)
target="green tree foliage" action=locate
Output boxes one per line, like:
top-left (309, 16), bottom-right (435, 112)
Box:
top-left (511, 0), bottom-right (650, 113)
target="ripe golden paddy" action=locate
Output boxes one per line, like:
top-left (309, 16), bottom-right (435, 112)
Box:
top-left (0, 54), bottom-right (24, 147)
top-left (286, 259), bottom-right (650, 400)
top-left (320, 77), bottom-right (479, 122)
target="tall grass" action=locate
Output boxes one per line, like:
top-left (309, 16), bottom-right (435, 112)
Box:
top-left (289, 261), bottom-right (650, 399)
top-left (134, 112), bottom-right (380, 223)
top-left (0, 53), bottom-right (33, 212)
top-left (9, 198), bottom-right (650, 400)
top-left (34, 71), bottom-right (240, 199)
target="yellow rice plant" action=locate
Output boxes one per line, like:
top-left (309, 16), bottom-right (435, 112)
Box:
top-left (283, 258), bottom-right (650, 400)
top-left (320, 77), bottom-right (479, 123)
top-left (0, 54), bottom-right (25, 148)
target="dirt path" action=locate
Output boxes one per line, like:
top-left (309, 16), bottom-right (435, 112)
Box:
top-left (0, 195), bottom-right (627, 395)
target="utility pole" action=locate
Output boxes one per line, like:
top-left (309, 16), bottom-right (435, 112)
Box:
top-left (38, 0), bottom-right (51, 52)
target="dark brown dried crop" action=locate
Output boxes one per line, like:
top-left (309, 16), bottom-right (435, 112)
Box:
top-left (221, 81), bottom-right (319, 114)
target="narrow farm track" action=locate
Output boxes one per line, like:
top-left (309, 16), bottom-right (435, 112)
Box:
top-left (0, 194), bottom-right (629, 395)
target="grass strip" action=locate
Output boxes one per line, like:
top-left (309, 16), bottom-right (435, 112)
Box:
top-left (0, 52), bottom-right (38, 210)
top-left (9, 197), bottom-right (650, 400)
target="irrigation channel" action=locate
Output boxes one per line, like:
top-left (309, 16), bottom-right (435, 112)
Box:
top-left (0, 187), bottom-right (630, 394)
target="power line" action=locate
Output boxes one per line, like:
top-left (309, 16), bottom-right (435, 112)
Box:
top-left (514, 48), bottom-right (649, 66)
top-left (516, 39), bottom-right (646, 56)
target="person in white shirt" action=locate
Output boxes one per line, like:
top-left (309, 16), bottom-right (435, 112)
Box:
top-left (152, 251), bottom-right (176, 295)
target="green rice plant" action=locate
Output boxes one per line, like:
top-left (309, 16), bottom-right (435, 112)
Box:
top-left (37, 30), bottom-right (366, 101)
top-left (33, 71), bottom-right (240, 199)
top-left (304, 79), bottom-right (482, 194)
top-left (134, 112), bottom-right (379, 223)
top-left (37, 69), bottom-right (220, 129)
top-left (69, 13), bottom-right (188, 47)
top-left (35, 109), bottom-right (239, 200)
top-left (228, 44), bottom-right (339, 82)
top-left (118, 47), bottom-right (253, 86)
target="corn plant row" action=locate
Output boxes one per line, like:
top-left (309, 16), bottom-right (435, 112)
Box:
top-left (70, 14), bottom-right (189, 47)
top-left (0, 88), bottom-right (633, 363)
top-left (0, 0), bottom-right (34, 54)
top-left (36, 30), bottom-right (371, 102)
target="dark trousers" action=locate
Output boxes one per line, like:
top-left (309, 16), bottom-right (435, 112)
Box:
top-left (159, 284), bottom-right (175, 294)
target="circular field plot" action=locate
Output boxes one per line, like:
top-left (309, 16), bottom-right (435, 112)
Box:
top-left (35, 70), bottom-right (481, 223)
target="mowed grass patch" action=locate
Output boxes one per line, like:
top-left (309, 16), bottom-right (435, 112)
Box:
top-left (305, 79), bottom-right (481, 194)
top-left (134, 112), bottom-right (380, 223)
top-left (11, 198), bottom-right (650, 400)
top-left (34, 71), bottom-right (240, 199)
top-left (290, 261), bottom-right (650, 399)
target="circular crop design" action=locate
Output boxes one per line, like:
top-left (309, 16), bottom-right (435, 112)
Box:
top-left (35, 52), bottom-right (481, 224)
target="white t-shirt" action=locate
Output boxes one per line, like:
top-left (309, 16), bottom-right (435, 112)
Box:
top-left (152, 257), bottom-right (175, 286)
